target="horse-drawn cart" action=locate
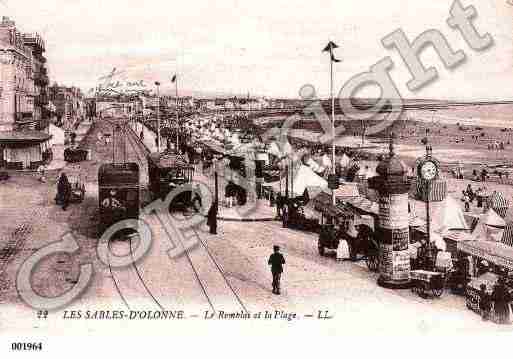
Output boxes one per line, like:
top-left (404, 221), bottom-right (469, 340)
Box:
top-left (410, 269), bottom-right (446, 298)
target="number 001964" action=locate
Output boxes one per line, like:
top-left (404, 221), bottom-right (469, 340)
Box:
top-left (11, 343), bottom-right (43, 351)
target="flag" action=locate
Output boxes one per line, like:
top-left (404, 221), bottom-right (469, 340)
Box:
top-left (331, 53), bottom-right (341, 63)
top-left (171, 74), bottom-right (176, 83)
top-left (323, 41), bottom-right (341, 63)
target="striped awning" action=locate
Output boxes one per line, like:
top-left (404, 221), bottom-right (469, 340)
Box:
top-left (501, 222), bottom-right (513, 247)
top-left (416, 178), bottom-right (447, 202)
top-left (486, 191), bottom-right (509, 218)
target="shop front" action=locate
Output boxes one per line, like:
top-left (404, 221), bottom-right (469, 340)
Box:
top-left (0, 131), bottom-right (52, 170)
top-left (457, 240), bottom-right (513, 323)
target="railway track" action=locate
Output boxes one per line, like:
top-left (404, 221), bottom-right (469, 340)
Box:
top-left (103, 117), bottom-right (247, 314)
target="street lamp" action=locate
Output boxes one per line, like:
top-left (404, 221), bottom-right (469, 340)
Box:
top-left (155, 81), bottom-right (161, 152)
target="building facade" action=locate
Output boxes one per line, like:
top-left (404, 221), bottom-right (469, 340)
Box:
top-left (0, 16), bottom-right (52, 170)
top-left (48, 85), bottom-right (85, 131)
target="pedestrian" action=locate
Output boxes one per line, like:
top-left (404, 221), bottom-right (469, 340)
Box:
top-left (479, 284), bottom-right (491, 321)
top-left (492, 276), bottom-right (511, 324)
top-left (462, 191), bottom-right (470, 212)
top-left (481, 168), bottom-right (487, 182)
top-left (466, 184), bottom-right (474, 202)
top-left (276, 194), bottom-right (284, 219)
top-left (207, 200), bottom-right (218, 235)
top-left (268, 245), bottom-right (286, 295)
top-left (55, 172), bottom-right (72, 211)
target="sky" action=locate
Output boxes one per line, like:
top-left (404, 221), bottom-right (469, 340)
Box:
top-left (1, 0), bottom-right (512, 100)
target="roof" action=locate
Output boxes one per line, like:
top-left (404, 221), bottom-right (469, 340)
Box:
top-left (343, 196), bottom-right (379, 216)
top-left (0, 130), bottom-right (52, 144)
top-left (457, 240), bottom-right (513, 270)
top-left (309, 192), bottom-right (353, 219)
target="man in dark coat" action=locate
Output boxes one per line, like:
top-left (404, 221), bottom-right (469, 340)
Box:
top-left (56, 172), bottom-right (72, 211)
top-left (479, 284), bottom-right (491, 321)
top-left (207, 200), bottom-right (218, 235)
top-left (268, 245), bottom-right (286, 295)
top-left (492, 277), bottom-right (511, 324)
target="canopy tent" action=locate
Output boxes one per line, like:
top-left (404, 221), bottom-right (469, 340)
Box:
top-left (289, 165), bottom-right (328, 198)
top-left (321, 154), bottom-right (332, 168)
top-left (339, 153), bottom-right (351, 168)
top-left (472, 209), bottom-right (506, 242)
top-left (413, 195), bottom-right (470, 236)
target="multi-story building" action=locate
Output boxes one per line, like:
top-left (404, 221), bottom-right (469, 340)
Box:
top-left (48, 85), bottom-right (85, 130)
top-left (0, 16), bottom-right (52, 170)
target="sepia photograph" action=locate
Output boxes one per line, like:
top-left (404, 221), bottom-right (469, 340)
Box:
top-left (1, 0), bottom-right (513, 356)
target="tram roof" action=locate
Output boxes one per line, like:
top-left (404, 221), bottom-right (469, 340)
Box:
top-left (148, 152), bottom-right (192, 168)
top-left (98, 162), bottom-right (140, 185)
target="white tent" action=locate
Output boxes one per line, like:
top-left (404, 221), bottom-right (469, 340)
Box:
top-left (321, 154), bottom-right (332, 168)
top-left (306, 157), bottom-right (321, 172)
top-left (472, 208), bottom-right (506, 242)
top-left (439, 195), bottom-right (470, 234)
top-left (339, 153), bottom-right (351, 168)
top-left (289, 165), bottom-right (328, 197)
top-left (415, 195), bottom-right (469, 235)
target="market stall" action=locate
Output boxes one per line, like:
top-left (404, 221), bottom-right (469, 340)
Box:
top-left (457, 240), bottom-right (513, 322)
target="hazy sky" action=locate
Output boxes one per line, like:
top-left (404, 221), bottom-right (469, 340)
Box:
top-left (2, 0), bottom-right (512, 99)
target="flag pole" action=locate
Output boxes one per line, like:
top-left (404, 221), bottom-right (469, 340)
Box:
top-left (330, 48), bottom-right (336, 206)
top-left (175, 75), bottom-right (179, 152)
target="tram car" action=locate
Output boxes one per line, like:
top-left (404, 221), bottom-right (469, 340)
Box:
top-left (98, 163), bottom-right (140, 235)
top-left (147, 152), bottom-right (195, 209)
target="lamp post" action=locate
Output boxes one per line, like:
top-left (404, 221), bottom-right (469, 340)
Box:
top-left (155, 81), bottom-right (161, 152)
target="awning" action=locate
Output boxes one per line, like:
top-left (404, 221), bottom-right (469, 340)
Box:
top-left (0, 130), bottom-right (52, 144)
top-left (343, 196), bottom-right (379, 216)
top-left (457, 240), bottom-right (513, 270)
top-left (309, 192), bottom-right (353, 219)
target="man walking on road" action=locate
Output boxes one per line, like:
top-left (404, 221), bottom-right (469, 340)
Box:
top-left (268, 245), bottom-right (285, 295)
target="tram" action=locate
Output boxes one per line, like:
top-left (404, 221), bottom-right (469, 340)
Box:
top-left (147, 151), bottom-right (195, 209)
top-left (98, 162), bottom-right (140, 235)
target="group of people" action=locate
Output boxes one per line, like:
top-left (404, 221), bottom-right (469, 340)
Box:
top-left (479, 275), bottom-right (512, 324)
top-left (461, 183), bottom-right (488, 211)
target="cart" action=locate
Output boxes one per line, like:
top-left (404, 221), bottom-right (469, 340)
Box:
top-left (69, 175), bottom-right (86, 203)
top-left (410, 270), bottom-right (446, 298)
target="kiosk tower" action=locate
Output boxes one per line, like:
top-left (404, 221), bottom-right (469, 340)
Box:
top-left (369, 137), bottom-right (411, 288)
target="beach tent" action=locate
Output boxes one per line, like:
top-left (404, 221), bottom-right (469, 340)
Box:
top-left (321, 154), bottom-right (332, 168)
top-left (415, 195), bottom-right (469, 235)
top-left (439, 195), bottom-right (470, 234)
top-left (305, 157), bottom-right (321, 172)
top-left (339, 153), bottom-right (351, 168)
top-left (290, 165), bottom-right (328, 197)
top-left (472, 208), bottom-right (506, 242)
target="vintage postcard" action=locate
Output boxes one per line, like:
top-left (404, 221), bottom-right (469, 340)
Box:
top-left (1, 0), bottom-right (513, 356)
